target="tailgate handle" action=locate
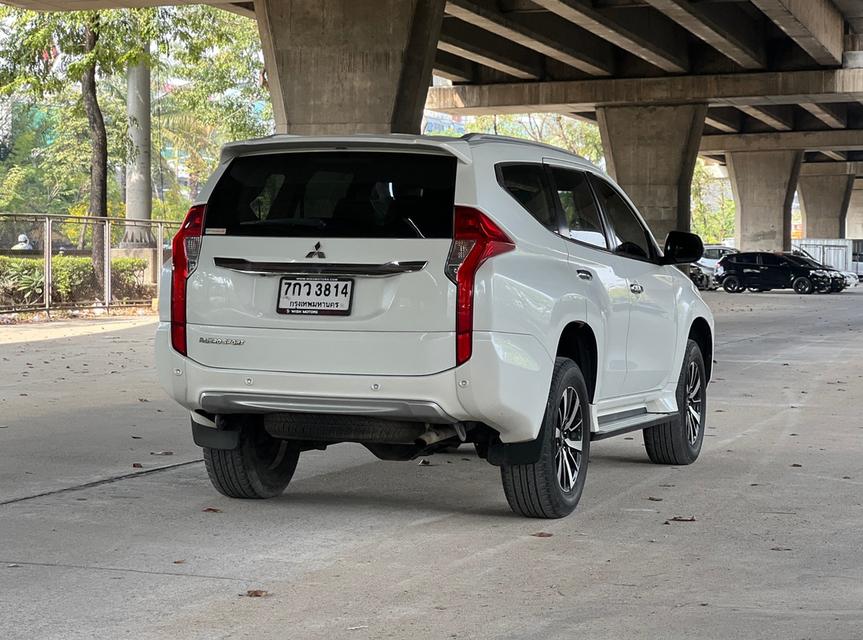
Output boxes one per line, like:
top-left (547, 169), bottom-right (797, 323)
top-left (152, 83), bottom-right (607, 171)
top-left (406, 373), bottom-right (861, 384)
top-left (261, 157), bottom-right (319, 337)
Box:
top-left (214, 257), bottom-right (427, 278)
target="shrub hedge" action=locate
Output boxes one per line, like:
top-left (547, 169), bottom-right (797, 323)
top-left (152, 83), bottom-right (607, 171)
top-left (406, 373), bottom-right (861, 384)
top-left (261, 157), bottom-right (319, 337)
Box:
top-left (0, 255), bottom-right (154, 307)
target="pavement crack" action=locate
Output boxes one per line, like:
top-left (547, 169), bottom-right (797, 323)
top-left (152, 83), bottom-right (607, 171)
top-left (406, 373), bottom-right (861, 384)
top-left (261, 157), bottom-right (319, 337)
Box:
top-left (0, 459), bottom-right (203, 506)
top-left (0, 559), bottom-right (245, 582)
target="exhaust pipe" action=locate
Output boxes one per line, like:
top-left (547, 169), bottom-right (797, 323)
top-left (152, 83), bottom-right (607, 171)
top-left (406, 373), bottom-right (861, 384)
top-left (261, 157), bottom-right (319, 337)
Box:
top-left (415, 425), bottom-right (459, 448)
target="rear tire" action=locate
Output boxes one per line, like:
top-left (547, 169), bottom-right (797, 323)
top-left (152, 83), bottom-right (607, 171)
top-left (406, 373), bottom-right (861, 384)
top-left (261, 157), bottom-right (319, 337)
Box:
top-left (644, 339), bottom-right (706, 466)
top-left (500, 358), bottom-right (590, 519)
top-left (793, 276), bottom-right (814, 294)
top-left (722, 276), bottom-right (741, 293)
top-left (203, 426), bottom-right (300, 499)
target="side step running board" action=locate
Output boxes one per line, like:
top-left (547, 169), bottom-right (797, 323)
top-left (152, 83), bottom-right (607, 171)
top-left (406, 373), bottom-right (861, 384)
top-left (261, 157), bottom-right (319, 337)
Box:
top-left (214, 257), bottom-right (427, 278)
top-left (591, 411), bottom-right (677, 441)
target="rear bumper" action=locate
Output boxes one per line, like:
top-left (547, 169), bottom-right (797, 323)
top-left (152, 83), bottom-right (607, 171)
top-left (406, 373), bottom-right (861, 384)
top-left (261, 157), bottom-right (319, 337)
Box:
top-left (156, 323), bottom-right (552, 443)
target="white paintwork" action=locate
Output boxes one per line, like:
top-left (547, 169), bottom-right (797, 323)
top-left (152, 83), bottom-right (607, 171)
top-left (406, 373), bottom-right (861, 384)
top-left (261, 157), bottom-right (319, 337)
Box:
top-left (156, 134), bottom-right (714, 443)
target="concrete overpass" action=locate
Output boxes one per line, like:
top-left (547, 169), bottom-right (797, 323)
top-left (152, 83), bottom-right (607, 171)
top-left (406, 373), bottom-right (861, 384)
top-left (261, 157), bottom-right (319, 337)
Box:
top-left (5, 0), bottom-right (863, 249)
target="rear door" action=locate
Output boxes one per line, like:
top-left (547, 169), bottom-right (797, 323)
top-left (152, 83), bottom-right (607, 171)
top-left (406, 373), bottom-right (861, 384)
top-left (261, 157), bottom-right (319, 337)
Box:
top-left (186, 149), bottom-right (460, 376)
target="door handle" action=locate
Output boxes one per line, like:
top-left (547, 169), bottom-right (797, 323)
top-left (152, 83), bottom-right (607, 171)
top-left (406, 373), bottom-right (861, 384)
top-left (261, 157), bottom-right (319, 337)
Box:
top-left (630, 282), bottom-right (644, 295)
top-left (576, 269), bottom-right (593, 281)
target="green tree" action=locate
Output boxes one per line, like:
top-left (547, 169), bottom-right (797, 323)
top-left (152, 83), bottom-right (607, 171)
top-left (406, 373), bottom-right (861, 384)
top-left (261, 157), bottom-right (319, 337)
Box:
top-left (0, 9), bottom-right (159, 286)
top-left (690, 159), bottom-right (735, 243)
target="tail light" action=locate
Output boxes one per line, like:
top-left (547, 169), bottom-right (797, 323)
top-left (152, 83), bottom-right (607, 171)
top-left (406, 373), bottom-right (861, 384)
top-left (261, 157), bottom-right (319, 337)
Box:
top-left (445, 206), bottom-right (515, 366)
top-left (171, 205), bottom-right (205, 355)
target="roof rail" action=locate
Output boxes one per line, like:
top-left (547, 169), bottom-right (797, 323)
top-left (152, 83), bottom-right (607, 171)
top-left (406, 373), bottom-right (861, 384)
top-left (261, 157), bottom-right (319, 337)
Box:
top-left (459, 132), bottom-right (590, 162)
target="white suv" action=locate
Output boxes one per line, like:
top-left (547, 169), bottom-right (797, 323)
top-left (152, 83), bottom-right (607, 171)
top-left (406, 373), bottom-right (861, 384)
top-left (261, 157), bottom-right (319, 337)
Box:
top-left (156, 134), bottom-right (713, 519)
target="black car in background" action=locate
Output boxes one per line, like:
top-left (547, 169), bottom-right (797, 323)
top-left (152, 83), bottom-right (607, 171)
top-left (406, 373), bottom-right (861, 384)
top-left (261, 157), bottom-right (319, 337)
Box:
top-left (715, 251), bottom-right (842, 294)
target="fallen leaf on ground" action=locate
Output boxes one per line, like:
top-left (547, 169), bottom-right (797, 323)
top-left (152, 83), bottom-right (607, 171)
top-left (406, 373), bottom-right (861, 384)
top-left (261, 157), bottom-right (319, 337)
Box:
top-left (7, 564), bottom-right (20, 568)
top-left (791, 463), bottom-right (803, 468)
top-left (131, 463), bottom-right (143, 469)
top-left (137, 398), bottom-right (149, 402)
top-left (202, 507), bottom-right (222, 513)
top-left (647, 497), bottom-right (663, 502)
top-left (150, 451), bottom-right (174, 456)
top-left (531, 532), bottom-right (553, 538)
top-left (130, 435), bottom-right (142, 439)
top-left (243, 589), bottom-right (268, 598)
top-left (770, 547), bottom-right (792, 552)
top-left (666, 516), bottom-right (697, 523)
top-left (173, 560), bottom-right (185, 564)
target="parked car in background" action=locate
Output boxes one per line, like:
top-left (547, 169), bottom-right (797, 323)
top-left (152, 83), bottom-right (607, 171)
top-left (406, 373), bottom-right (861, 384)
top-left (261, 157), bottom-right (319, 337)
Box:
top-left (716, 251), bottom-right (836, 294)
top-left (783, 254), bottom-right (845, 292)
top-left (156, 133), bottom-right (714, 519)
top-left (688, 263), bottom-right (716, 290)
top-left (699, 245), bottom-right (738, 272)
top-left (788, 248), bottom-right (857, 289)
top-left (690, 244), bottom-right (736, 290)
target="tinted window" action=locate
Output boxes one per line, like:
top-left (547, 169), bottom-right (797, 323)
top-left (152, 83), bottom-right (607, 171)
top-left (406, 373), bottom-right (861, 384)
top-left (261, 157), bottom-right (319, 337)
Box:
top-left (498, 164), bottom-right (557, 229)
top-left (590, 177), bottom-right (653, 260)
top-left (205, 152), bottom-right (456, 238)
top-left (703, 248), bottom-right (721, 260)
top-left (760, 254), bottom-right (781, 266)
top-left (551, 168), bottom-right (607, 249)
top-left (734, 253), bottom-right (757, 265)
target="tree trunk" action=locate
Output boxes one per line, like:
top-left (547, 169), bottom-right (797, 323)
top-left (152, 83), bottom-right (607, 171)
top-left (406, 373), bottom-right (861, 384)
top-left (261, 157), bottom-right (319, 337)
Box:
top-left (122, 55), bottom-right (154, 247)
top-left (81, 22), bottom-right (109, 296)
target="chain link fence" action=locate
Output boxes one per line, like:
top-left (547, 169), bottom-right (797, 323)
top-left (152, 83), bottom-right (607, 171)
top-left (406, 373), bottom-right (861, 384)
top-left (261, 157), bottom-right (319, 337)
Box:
top-left (0, 213), bottom-right (181, 314)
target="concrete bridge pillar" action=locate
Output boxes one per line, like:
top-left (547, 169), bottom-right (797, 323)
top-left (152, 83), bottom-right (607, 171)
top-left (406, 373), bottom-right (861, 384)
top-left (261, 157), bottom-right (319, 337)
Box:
top-left (596, 104), bottom-right (707, 243)
top-left (726, 150), bottom-right (803, 251)
top-left (798, 164), bottom-right (856, 239)
top-left (846, 181), bottom-right (863, 239)
top-left (254, 0), bottom-right (446, 135)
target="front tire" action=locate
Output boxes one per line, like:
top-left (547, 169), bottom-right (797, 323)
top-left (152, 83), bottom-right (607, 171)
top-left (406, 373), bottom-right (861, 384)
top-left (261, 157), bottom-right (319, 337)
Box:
top-left (643, 339), bottom-right (706, 465)
top-left (203, 426), bottom-right (300, 499)
top-left (722, 276), bottom-right (741, 293)
top-left (501, 358), bottom-right (590, 519)
top-left (793, 276), bottom-right (814, 294)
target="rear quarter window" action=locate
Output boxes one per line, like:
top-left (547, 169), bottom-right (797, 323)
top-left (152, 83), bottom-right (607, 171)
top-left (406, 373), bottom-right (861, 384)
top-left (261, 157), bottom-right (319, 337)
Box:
top-left (204, 151), bottom-right (457, 238)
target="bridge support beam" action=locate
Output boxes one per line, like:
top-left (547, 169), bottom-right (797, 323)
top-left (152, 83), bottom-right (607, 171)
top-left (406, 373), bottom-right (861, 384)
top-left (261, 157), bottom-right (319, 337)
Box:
top-left (846, 181), bottom-right (863, 239)
top-left (798, 164), bottom-right (856, 239)
top-left (254, 0), bottom-right (445, 134)
top-left (596, 104), bottom-right (707, 242)
top-left (727, 150), bottom-right (803, 251)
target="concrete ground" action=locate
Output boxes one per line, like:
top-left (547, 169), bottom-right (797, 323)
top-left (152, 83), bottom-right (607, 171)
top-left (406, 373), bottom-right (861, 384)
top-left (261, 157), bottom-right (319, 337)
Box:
top-left (1, 290), bottom-right (861, 639)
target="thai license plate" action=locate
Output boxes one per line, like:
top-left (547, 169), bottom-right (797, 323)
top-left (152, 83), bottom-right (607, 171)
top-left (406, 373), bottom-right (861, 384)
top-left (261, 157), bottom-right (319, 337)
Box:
top-left (277, 277), bottom-right (353, 316)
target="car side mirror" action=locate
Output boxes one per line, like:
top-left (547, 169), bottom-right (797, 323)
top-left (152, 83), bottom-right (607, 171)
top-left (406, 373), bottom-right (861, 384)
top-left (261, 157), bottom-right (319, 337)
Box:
top-left (662, 231), bottom-right (704, 265)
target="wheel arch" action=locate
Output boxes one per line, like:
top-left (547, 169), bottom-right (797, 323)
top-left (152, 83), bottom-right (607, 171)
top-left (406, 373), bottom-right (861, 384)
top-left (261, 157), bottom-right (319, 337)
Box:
top-left (688, 317), bottom-right (713, 381)
top-left (556, 321), bottom-right (598, 403)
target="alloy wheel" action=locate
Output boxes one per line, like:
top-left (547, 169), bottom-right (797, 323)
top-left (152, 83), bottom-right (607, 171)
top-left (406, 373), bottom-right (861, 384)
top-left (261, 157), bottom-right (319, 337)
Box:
top-left (685, 361), bottom-right (703, 446)
top-left (554, 386), bottom-right (583, 492)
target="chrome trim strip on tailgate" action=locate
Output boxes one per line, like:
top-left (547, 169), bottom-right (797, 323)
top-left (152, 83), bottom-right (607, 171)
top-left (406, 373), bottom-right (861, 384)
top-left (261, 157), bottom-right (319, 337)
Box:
top-left (213, 258), bottom-right (427, 278)
top-left (199, 392), bottom-right (456, 423)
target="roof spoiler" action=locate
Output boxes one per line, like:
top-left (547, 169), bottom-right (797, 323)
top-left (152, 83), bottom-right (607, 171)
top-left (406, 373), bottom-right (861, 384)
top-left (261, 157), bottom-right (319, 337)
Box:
top-left (219, 135), bottom-right (473, 166)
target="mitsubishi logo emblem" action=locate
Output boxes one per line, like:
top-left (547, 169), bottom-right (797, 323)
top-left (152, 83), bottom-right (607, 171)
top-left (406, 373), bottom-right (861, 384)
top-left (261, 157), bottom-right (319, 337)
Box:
top-left (305, 242), bottom-right (326, 259)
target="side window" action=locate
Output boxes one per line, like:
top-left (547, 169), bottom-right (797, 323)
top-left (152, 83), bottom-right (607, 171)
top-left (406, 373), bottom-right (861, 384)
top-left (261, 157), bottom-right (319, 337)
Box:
top-left (590, 177), bottom-right (653, 260)
top-left (550, 167), bottom-right (607, 249)
top-left (760, 254), bottom-right (781, 266)
top-left (498, 164), bottom-right (558, 230)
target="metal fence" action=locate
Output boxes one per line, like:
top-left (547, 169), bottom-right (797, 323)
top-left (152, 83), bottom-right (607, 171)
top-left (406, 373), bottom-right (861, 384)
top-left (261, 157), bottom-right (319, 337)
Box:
top-left (0, 213), bottom-right (181, 314)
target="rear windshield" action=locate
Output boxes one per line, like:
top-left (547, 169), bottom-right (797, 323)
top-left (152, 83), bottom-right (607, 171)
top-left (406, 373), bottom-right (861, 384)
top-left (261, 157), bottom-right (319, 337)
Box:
top-left (204, 151), bottom-right (457, 238)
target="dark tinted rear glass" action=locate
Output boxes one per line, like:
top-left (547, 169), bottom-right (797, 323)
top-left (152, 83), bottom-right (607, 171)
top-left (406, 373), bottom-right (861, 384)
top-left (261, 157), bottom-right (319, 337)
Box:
top-left (205, 152), bottom-right (457, 238)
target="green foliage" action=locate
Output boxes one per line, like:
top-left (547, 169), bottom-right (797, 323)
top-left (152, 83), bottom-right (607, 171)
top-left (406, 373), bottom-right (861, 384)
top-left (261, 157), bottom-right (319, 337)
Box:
top-left (0, 257), bottom-right (44, 304)
top-left (0, 255), bottom-right (151, 306)
top-left (0, 6), bottom-right (271, 221)
top-left (690, 160), bottom-right (736, 243)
